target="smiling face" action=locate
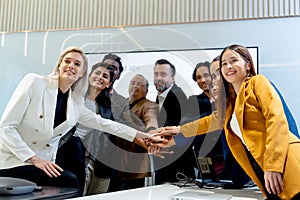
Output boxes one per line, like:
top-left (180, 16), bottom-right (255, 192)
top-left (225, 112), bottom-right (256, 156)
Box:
top-left (195, 66), bottom-right (211, 92)
top-left (154, 64), bottom-right (174, 94)
top-left (221, 49), bottom-right (249, 90)
top-left (58, 52), bottom-right (84, 85)
top-left (129, 75), bottom-right (148, 102)
top-left (89, 66), bottom-right (112, 92)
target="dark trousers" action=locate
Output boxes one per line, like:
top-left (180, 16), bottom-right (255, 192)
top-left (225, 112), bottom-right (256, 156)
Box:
top-left (56, 136), bottom-right (86, 195)
top-left (0, 165), bottom-right (80, 196)
top-left (245, 149), bottom-right (281, 200)
top-left (108, 169), bottom-right (145, 192)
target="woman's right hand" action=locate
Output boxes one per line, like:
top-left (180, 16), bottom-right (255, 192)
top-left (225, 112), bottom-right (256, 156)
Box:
top-left (136, 131), bottom-right (167, 143)
top-left (155, 126), bottom-right (181, 137)
top-left (28, 155), bottom-right (63, 177)
top-left (264, 171), bottom-right (284, 195)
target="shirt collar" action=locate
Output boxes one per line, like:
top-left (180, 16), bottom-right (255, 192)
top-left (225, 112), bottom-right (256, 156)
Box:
top-left (158, 83), bottom-right (174, 99)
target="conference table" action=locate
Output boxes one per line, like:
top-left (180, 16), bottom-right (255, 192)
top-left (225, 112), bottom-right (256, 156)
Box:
top-left (68, 184), bottom-right (264, 200)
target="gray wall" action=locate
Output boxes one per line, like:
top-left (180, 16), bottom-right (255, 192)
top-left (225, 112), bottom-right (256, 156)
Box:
top-left (0, 17), bottom-right (299, 128)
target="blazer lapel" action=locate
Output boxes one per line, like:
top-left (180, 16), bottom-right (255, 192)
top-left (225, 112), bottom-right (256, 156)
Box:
top-left (111, 89), bottom-right (125, 119)
top-left (43, 78), bottom-right (58, 135)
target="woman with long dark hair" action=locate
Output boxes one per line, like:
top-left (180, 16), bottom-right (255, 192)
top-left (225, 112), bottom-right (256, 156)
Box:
top-left (158, 44), bottom-right (300, 200)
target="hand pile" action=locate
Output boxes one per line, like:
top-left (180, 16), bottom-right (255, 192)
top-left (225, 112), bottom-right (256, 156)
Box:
top-left (145, 126), bottom-right (181, 158)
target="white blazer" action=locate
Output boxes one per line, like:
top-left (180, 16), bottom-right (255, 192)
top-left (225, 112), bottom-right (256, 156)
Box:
top-left (0, 73), bottom-right (137, 169)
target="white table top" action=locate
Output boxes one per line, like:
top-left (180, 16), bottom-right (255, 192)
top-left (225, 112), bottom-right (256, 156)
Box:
top-left (68, 184), bottom-right (263, 200)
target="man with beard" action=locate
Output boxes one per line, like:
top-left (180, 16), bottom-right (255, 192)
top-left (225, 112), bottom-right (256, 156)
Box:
top-left (152, 59), bottom-right (196, 184)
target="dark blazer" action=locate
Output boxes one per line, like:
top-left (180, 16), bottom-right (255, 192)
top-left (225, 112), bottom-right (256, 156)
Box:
top-left (183, 93), bottom-right (212, 122)
top-left (157, 84), bottom-right (188, 127)
top-left (155, 83), bottom-right (196, 184)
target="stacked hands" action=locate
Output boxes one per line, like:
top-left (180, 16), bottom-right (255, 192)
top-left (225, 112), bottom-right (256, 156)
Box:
top-left (145, 126), bottom-right (181, 158)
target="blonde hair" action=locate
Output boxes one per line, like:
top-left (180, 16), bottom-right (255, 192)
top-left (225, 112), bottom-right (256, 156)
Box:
top-left (49, 47), bottom-right (88, 102)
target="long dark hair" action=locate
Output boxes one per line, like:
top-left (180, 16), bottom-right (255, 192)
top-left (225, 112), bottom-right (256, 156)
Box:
top-left (86, 62), bottom-right (115, 108)
top-left (217, 44), bottom-right (257, 123)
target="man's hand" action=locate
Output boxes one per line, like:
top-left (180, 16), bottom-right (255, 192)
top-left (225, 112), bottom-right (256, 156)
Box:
top-left (147, 146), bottom-right (173, 159)
top-left (28, 155), bottom-right (63, 177)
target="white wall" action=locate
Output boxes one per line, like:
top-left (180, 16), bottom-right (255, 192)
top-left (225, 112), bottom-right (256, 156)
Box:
top-left (0, 17), bottom-right (299, 128)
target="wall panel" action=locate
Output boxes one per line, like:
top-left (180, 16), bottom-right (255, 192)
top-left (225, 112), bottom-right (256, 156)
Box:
top-left (1, 0), bottom-right (300, 32)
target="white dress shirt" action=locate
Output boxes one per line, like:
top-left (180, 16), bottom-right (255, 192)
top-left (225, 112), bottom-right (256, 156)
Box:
top-left (157, 83), bottom-right (174, 110)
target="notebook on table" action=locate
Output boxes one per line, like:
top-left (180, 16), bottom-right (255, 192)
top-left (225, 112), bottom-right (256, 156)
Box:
top-left (169, 191), bottom-right (232, 200)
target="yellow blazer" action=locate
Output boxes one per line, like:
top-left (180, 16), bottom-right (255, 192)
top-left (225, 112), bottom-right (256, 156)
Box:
top-left (181, 75), bottom-right (300, 200)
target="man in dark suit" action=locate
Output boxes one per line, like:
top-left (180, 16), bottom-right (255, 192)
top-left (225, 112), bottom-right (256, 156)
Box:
top-left (153, 59), bottom-right (196, 184)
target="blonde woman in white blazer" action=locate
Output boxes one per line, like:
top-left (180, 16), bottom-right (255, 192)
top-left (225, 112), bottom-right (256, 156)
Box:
top-left (0, 47), bottom-right (160, 194)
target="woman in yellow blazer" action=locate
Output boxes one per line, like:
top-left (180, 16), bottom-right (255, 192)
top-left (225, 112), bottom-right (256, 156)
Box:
top-left (160, 45), bottom-right (300, 200)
